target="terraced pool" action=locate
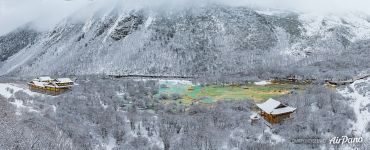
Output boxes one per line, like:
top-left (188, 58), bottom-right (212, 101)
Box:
top-left (156, 80), bottom-right (306, 105)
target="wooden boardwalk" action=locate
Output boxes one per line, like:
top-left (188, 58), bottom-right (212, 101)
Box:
top-left (108, 74), bottom-right (195, 79)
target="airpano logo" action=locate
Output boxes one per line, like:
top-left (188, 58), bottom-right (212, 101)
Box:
top-left (329, 136), bottom-right (363, 145)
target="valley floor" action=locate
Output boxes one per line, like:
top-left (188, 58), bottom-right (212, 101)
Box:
top-left (0, 76), bottom-right (369, 150)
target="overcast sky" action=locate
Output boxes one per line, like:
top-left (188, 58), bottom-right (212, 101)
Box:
top-left (1, 0), bottom-right (370, 35)
top-left (0, 0), bottom-right (92, 35)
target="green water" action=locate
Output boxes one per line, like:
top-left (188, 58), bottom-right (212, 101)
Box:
top-left (157, 80), bottom-right (303, 105)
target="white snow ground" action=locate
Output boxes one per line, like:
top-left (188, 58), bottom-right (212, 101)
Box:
top-left (104, 136), bottom-right (117, 150)
top-left (10, 99), bottom-right (40, 115)
top-left (0, 83), bottom-right (36, 98)
top-left (254, 80), bottom-right (271, 86)
top-left (0, 83), bottom-right (40, 115)
top-left (158, 79), bottom-right (193, 85)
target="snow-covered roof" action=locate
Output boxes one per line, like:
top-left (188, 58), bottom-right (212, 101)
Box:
top-left (56, 78), bottom-right (73, 83)
top-left (38, 76), bottom-right (52, 82)
top-left (256, 98), bottom-right (281, 113)
top-left (271, 106), bottom-right (296, 115)
top-left (256, 98), bottom-right (296, 115)
top-left (33, 81), bottom-right (45, 87)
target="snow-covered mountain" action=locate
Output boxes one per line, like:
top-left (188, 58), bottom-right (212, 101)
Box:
top-left (1, 4), bottom-right (370, 77)
top-left (0, 26), bottom-right (40, 62)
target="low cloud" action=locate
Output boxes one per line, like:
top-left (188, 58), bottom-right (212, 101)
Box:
top-left (223, 0), bottom-right (370, 14)
top-left (1, 0), bottom-right (370, 35)
top-left (0, 0), bottom-right (91, 35)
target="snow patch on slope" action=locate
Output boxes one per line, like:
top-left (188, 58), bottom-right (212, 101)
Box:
top-left (104, 136), bottom-right (117, 150)
top-left (0, 83), bottom-right (37, 98)
top-left (254, 80), bottom-right (271, 86)
top-left (299, 12), bottom-right (370, 41)
top-left (0, 83), bottom-right (41, 115)
top-left (10, 99), bottom-right (40, 115)
top-left (338, 78), bottom-right (370, 138)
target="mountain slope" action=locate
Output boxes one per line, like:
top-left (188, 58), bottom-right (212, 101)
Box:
top-left (0, 27), bottom-right (40, 62)
top-left (1, 5), bottom-right (370, 78)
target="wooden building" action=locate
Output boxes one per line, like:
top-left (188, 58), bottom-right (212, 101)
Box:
top-left (256, 98), bottom-right (296, 124)
top-left (28, 77), bottom-right (74, 95)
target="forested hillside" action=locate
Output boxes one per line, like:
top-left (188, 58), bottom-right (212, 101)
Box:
top-left (1, 5), bottom-right (370, 80)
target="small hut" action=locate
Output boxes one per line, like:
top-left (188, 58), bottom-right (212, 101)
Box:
top-left (250, 113), bottom-right (260, 125)
top-left (256, 98), bottom-right (296, 124)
